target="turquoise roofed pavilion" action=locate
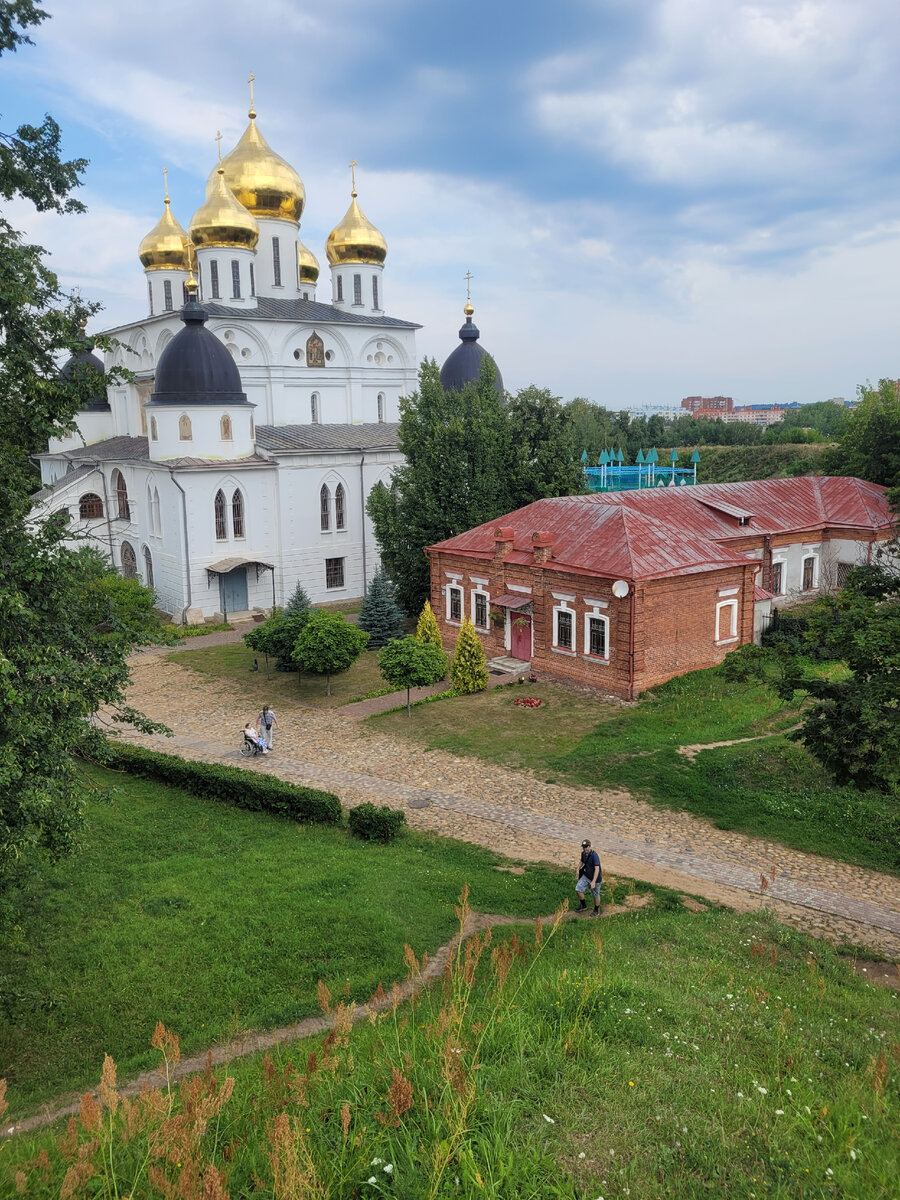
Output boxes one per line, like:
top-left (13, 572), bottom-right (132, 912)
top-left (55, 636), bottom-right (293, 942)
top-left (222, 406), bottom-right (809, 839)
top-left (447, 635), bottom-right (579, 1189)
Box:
top-left (584, 446), bottom-right (701, 492)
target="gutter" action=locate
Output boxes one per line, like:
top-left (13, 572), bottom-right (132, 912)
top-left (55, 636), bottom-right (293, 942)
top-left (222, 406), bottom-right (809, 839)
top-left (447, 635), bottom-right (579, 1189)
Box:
top-left (627, 580), bottom-right (636, 701)
top-left (166, 467), bottom-right (193, 624)
top-left (357, 448), bottom-right (368, 588)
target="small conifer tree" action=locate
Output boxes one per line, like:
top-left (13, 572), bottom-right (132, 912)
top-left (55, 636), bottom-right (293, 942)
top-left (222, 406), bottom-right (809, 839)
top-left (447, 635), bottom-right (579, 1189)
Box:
top-left (358, 568), bottom-right (405, 648)
top-left (284, 581), bottom-right (312, 618)
top-left (416, 599), bottom-right (443, 650)
top-left (450, 616), bottom-right (489, 694)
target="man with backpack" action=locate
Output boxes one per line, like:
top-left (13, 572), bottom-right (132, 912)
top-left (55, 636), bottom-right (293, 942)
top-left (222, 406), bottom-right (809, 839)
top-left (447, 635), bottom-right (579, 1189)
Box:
top-left (576, 838), bottom-right (602, 916)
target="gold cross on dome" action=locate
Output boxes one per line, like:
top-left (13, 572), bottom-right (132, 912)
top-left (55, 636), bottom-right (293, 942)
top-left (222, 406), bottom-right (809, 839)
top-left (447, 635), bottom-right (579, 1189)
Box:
top-left (248, 72), bottom-right (257, 118)
top-left (215, 130), bottom-right (223, 162)
top-left (349, 159), bottom-right (358, 195)
top-left (163, 165), bottom-right (169, 202)
top-left (464, 270), bottom-right (474, 302)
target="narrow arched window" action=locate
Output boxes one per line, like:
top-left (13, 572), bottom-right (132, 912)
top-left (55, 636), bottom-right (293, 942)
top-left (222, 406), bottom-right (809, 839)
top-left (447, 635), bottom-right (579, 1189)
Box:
top-left (143, 545), bottom-right (154, 588)
top-left (220, 414), bottom-right (233, 440)
top-left (377, 392), bottom-right (385, 423)
top-left (179, 414), bottom-right (192, 440)
top-left (311, 392), bottom-right (320, 424)
top-left (214, 489), bottom-right (228, 540)
top-left (231, 259), bottom-right (241, 299)
top-left (320, 484), bottom-right (330, 532)
top-left (121, 540), bottom-right (137, 579)
top-left (335, 483), bottom-right (346, 531)
top-left (272, 236), bottom-right (282, 287)
top-left (336, 275), bottom-right (343, 302)
top-left (163, 280), bottom-right (173, 311)
top-left (146, 485), bottom-right (154, 532)
top-left (113, 470), bottom-right (129, 520)
top-left (79, 493), bottom-right (103, 519)
top-left (372, 276), bottom-right (379, 310)
top-left (152, 488), bottom-right (161, 535)
top-left (150, 415), bottom-right (158, 441)
top-left (232, 489), bottom-right (245, 538)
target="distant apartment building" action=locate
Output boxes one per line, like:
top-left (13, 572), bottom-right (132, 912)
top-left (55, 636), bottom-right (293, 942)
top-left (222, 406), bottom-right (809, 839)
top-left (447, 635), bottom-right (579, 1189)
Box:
top-left (682, 395), bottom-right (733, 412)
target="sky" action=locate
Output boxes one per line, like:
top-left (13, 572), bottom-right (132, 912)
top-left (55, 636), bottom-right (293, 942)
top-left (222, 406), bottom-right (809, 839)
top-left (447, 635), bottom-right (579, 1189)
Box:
top-left (3, 0), bottom-right (900, 409)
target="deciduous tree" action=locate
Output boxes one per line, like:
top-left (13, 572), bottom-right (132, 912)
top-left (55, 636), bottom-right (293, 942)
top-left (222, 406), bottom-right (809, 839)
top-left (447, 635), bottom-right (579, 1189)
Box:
top-left (378, 636), bottom-right (448, 716)
top-left (293, 611), bottom-right (369, 696)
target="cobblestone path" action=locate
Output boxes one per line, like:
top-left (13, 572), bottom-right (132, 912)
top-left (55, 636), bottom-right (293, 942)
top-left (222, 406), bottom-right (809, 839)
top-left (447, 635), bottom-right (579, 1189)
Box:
top-left (118, 654), bottom-right (900, 956)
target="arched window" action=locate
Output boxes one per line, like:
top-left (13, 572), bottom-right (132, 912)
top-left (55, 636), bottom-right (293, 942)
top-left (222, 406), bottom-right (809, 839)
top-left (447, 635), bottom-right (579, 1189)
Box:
top-left (179, 414), bottom-right (192, 440)
top-left (146, 484), bottom-right (154, 531)
top-left (320, 484), bottom-right (330, 532)
top-left (152, 487), bottom-right (161, 535)
top-left (113, 470), bottom-right (129, 521)
top-left (142, 545), bottom-right (154, 589)
top-left (214, 489), bottom-right (228, 540)
top-left (150, 415), bottom-right (158, 441)
top-left (163, 279), bottom-right (173, 311)
top-left (121, 541), bottom-right (137, 579)
top-left (377, 392), bottom-right (385, 423)
top-left (220, 414), bottom-right (233, 440)
top-left (335, 483), bottom-right (346, 531)
top-left (79, 493), bottom-right (103, 520)
top-left (232, 489), bottom-right (245, 538)
top-left (311, 392), bottom-right (320, 424)
top-left (372, 276), bottom-right (379, 310)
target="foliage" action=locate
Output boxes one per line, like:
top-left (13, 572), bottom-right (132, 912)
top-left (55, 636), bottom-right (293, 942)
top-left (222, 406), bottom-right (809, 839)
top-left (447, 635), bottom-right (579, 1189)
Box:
top-left (243, 606), bottom-right (311, 671)
top-left (347, 801), bottom-right (407, 842)
top-left (284, 579), bottom-right (312, 617)
top-left (761, 601), bottom-right (833, 660)
top-left (7, 901), bottom-right (900, 1198)
top-left (357, 567), bottom-right (405, 647)
top-left (691, 442), bottom-right (830, 483)
top-left (161, 621), bottom-right (232, 640)
top-left (293, 610), bottom-right (369, 695)
top-left (449, 616), bottom-right (489, 694)
top-left (415, 598), bottom-right (443, 649)
top-left (378, 635), bottom-right (448, 715)
top-left (505, 385), bottom-right (584, 507)
top-left (779, 398), bottom-right (851, 438)
top-left (826, 378), bottom-right (900, 502)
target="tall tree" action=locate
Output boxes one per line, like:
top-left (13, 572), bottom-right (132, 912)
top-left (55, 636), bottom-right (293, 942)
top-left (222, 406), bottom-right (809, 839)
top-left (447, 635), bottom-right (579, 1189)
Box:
top-left (293, 611), bottom-right (369, 696)
top-left (357, 568), bottom-right (405, 648)
top-left (828, 379), bottom-right (900, 506)
top-left (506, 386), bottom-right (584, 507)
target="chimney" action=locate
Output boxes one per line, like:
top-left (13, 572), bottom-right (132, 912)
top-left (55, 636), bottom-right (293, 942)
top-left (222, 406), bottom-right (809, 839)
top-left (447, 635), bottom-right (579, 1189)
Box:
top-left (532, 530), bottom-right (553, 564)
top-left (493, 526), bottom-right (515, 560)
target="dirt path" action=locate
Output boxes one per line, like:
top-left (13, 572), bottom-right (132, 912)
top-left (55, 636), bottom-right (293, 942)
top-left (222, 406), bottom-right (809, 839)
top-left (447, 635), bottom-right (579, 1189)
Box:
top-left (678, 726), bottom-right (802, 763)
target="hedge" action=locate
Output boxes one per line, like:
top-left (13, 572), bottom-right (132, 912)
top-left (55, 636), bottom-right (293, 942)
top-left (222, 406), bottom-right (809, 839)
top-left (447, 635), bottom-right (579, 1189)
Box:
top-left (348, 802), bottom-right (407, 843)
top-left (100, 741), bottom-right (343, 826)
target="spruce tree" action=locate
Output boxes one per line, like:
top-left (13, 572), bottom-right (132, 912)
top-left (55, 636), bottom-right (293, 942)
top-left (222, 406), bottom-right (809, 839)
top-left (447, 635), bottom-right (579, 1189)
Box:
top-left (416, 599), bottom-right (443, 650)
top-left (449, 617), bottom-right (489, 694)
top-left (358, 568), bottom-right (405, 647)
top-left (284, 581), bottom-right (312, 618)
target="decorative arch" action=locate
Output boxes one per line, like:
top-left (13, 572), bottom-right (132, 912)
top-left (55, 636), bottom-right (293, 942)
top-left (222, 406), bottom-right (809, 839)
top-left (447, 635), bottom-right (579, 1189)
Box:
top-left (155, 328), bottom-right (174, 359)
top-left (121, 540), bottom-right (137, 579)
top-left (306, 330), bottom-right (325, 368)
top-left (179, 414), bottom-right (192, 440)
top-left (79, 493), bottom-right (103, 520)
top-left (214, 489), bottom-right (228, 540)
top-left (231, 488), bottom-right (245, 538)
top-left (112, 469), bottom-right (129, 521)
top-left (220, 414), bottom-right (233, 440)
top-left (142, 545), bottom-right (154, 589)
top-left (276, 323), bottom-right (352, 367)
top-left (358, 334), bottom-right (409, 369)
top-left (209, 320), bottom-right (270, 365)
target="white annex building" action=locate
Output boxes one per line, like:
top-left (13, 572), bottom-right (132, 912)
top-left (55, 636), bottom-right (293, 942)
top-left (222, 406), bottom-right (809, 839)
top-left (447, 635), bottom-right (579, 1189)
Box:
top-left (33, 92), bottom-right (420, 622)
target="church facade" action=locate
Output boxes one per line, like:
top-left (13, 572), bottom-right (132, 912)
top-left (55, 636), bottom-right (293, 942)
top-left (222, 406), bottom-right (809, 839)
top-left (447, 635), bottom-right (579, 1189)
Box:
top-left (33, 93), bottom-right (419, 622)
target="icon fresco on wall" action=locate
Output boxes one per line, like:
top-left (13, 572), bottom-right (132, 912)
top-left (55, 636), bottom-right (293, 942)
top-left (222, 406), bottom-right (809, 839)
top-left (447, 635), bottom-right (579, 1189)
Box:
top-left (306, 331), bottom-right (325, 368)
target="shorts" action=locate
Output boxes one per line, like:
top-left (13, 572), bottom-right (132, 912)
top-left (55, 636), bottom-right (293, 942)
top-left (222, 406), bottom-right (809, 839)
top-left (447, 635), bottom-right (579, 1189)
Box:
top-left (576, 874), bottom-right (601, 900)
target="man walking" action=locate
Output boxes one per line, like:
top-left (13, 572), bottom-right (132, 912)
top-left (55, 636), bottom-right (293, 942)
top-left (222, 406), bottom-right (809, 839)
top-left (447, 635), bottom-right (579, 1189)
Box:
top-left (257, 704), bottom-right (278, 749)
top-left (576, 838), bottom-right (602, 916)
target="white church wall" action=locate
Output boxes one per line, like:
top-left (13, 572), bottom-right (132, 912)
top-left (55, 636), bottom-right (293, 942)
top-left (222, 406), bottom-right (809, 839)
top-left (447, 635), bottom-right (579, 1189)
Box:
top-left (149, 403), bottom-right (256, 462)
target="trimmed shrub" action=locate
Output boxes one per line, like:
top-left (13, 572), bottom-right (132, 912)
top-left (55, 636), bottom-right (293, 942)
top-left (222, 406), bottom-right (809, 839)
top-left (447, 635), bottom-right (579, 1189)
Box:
top-left (415, 599), bottom-right (443, 650)
top-left (100, 742), bottom-right (343, 825)
top-left (450, 616), bottom-right (489, 693)
top-left (348, 802), bottom-right (407, 843)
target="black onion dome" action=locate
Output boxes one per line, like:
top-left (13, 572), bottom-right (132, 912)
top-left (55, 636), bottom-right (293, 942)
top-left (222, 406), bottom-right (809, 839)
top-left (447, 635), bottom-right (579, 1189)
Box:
top-left (149, 297), bottom-right (248, 406)
top-left (60, 343), bottom-right (110, 411)
top-left (439, 313), bottom-right (503, 394)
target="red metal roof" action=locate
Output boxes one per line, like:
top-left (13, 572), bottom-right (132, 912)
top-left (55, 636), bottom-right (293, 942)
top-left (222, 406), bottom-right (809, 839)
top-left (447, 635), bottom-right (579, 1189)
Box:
top-left (427, 478), bottom-right (894, 582)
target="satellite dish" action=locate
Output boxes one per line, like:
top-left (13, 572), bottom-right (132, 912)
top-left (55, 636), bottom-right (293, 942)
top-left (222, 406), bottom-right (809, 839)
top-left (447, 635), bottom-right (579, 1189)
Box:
top-left (612, 580), bottom-right (629, 598)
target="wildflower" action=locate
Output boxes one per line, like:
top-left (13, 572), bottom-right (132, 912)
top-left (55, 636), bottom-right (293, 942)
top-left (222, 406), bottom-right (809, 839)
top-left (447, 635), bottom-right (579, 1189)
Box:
top-left (737, 1092), bottom-right (744, 1099)
top-left (775, 1110), bottom-right (784, 1115)
top-left (826, 1168), bottom-right (833, 1176)
top-left (368, 1177), bottom-right (378, 1185)
top-left (628, 1081), bottom-right (635, 1087)
top-left (371, 1159), bottom-right (384, 1166)
top-left (850, 1150), bottom-right (857, 1161)
top-left (543, 1114), bottom-right (555, 1123)
top-left (578, 1152), bottom-right (586, 1159)
top-left (384, 1164), bottom-right (394, 1174)
top-left (804, 1106), bottom-right (811, 1114)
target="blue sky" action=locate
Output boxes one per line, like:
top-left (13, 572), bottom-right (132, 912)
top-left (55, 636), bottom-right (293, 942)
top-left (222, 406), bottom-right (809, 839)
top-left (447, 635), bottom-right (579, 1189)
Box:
top-left (3, 0), bottom-right (900, 408)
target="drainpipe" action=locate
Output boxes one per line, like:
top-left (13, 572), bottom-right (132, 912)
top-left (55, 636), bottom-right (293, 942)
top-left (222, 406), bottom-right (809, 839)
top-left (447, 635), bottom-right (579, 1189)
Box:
top-left (627, 580), bottom-right (636, 701)
top-left (357, 448), bottom-right (368, 588)
top-left (167, 467), bottom-right (192, 625)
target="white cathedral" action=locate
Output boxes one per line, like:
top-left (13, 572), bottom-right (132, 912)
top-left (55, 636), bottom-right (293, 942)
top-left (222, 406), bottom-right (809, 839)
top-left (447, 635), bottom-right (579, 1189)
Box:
top-left (33, 93), bottom-right (423, 622)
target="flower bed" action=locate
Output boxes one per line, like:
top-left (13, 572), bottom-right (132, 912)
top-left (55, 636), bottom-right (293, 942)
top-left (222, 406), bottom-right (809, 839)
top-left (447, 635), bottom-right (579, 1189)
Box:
top-left (513, 697), bottom-right (543, 708)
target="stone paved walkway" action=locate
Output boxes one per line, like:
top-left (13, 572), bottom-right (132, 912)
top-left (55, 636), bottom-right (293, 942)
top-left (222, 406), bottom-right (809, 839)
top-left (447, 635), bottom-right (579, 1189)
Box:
top-left (116, 653), bottom-right (900, 957)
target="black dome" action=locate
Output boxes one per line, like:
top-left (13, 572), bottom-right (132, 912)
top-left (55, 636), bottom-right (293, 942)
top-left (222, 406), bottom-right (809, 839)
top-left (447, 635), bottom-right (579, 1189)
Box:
top-left (149, 298), bottom-right (247, 406)
top-left (60, 343), bottom-right (110, 412)
top-left (439, 315), bottom-right (503, 394)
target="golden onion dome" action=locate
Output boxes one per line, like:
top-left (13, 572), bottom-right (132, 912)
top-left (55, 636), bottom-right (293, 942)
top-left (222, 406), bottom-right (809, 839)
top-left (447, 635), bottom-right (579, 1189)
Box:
top-left (190, 168), bottom-right (260, 250)
top-left (139, 197), bottom-right (190, 271)
top-left (326, 180), bottom-right (387, 266)
top-left (210, 113), bottom-right (305, 223)
top-left (297, 236), bottom-right (319, 284)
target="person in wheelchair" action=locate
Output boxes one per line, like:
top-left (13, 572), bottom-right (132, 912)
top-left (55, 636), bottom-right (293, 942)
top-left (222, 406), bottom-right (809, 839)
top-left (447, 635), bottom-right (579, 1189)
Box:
top-left (242, 721), bottom-right (269, 754)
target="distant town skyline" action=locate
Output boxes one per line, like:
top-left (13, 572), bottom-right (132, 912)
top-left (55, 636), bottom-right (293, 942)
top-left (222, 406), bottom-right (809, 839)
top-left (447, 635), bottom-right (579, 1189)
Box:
top-left (4, 0), bottom-right (900, 408)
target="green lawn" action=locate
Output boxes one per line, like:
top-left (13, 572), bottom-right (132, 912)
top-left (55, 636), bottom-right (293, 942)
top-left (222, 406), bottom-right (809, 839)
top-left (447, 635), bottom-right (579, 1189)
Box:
top-left (370, 670), bottom-right (900, 874)
top-left (8, 906), bottom-right (899, 1199)
top-left (173, 643), bottom-right (390, 706)
top-left (0, 765), bottom-right (570, 1115)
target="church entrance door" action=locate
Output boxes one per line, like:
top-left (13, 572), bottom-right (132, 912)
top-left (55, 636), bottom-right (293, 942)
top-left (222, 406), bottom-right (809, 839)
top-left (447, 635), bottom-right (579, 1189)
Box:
top-left (510, 612), bottom-right (532, 660)
top-left (220, 567), bottom-right (248, 618)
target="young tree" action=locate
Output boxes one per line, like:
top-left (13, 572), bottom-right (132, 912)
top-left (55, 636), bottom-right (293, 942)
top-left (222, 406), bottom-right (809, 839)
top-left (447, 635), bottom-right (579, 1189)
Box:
top-left (293, 610), bottom-right (369, 696)
top-left (507, 385), bottom-right (584, 507)
top-left (358, 567), bottom-right (405, 647)
top-left (449, 617), bottom-right (489, 694)
top-left (415, 599), bottom-right (443, 650)
top-left (284, 580), bottom-right (312, 618)
top-left (379, 636), bottom-right (448, 715)
top-left (244, 602), bottom-right (314, 676)
top-left (829, 379), bottom-right (900, 506)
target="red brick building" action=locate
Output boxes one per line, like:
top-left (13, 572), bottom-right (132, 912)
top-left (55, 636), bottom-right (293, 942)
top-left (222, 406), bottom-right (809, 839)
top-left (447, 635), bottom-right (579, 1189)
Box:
top-left (426, 477), bottom-right (896, 699)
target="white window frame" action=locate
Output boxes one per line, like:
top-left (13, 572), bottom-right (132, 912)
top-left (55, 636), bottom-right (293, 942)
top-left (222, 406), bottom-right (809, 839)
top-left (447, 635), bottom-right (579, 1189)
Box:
top-left (801, 553), bottom-right (819, 592)
top-left (471, 586), bottom-right (490, 632)
top-left (583, 611), bottom-right (610, 661)
top-left (447, 584), bottom-right (463, 624)
top-left (715, 599), bottom-right (739, 645)
top-left (552, 602), bottom-right (576, 655)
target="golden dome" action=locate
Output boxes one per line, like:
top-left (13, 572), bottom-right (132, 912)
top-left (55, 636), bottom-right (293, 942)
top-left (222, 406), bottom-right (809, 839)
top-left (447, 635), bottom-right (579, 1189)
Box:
top-left (210, 115), bottom-right (305, 223)
top-left (139, 198), bottom-right (190, 271)
top-left (190, 168), bottom-right (259, 250)
top-left (326, 181), bottom-right (387, 266)
top-left (297, 236), bottom-right (319, 284)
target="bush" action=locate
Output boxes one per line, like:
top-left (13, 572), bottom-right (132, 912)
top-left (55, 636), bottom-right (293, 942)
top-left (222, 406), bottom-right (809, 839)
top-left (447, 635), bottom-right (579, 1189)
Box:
top-left (100, 742), bottom-right (343, 825)
top-left (348, 802), bottom-right (407, 842)
top-left (762, 603), bottom-right (831, 660)
top-left (449, 616), bottom-right (489, 693)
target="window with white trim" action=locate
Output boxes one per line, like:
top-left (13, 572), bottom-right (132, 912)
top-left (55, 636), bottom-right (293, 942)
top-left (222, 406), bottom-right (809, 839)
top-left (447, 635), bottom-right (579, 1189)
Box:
top-left (147, 280), bottom-right (154, 315)
top-left (585, 614), bottom-right (609, 659)
top-left (447, 585), bottom-right (462, 622)
top-left (320, 484), bottom-right (330, 532)
top-left (715, 599), bottom-right (738, 643)
top-left (143, 545), bottom-right (154, 589)
top-left (272, 237), bottom-right (282, 287)
top-left (472, 589), bottom-right (489, 630)
top-left (231, 489), bottom-right (245, 538)
top-left (311, 392), bottom-right (320, 424)
top-left (214, 489), bottom-right (228, 540)
top-left (163, 279), bottom-right (173, 311)
top-left (151, 487), bottom-right (161, 535)
top-left (336, 275), bottom-right (343, 302)
top-left (554, 606), bottom-right (574, 651)
top-left (231, 259), bottom-right (241, 299)
top-left (802, 555), bottom-right (818, 591)
top-left (377, 392), bottom-right (385, 423)
top-left (771, 560), bottom-right (784, 595)
top-left (249, 263), bottom-right (255, 296)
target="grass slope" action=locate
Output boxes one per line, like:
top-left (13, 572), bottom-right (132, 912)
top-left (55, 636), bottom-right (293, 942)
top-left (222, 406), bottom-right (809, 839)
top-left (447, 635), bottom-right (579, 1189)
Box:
top-left (0, 766), bottom-right (566, 1114)
top-left (7, 906), bottom-right (899, 1198)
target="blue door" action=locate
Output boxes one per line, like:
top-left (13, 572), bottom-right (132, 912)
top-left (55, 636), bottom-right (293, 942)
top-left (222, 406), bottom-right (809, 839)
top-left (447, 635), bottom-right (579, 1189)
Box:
top-left (219, 567), bottom-right (248, 616)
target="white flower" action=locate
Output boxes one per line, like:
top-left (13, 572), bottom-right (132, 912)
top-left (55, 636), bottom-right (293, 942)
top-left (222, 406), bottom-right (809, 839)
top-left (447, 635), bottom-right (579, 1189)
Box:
top-left (384, 1164), bottom-right (394, 1175)
top-left (371, 1159), bottom-right (384, 1166)
top-left (850, 1150), bottom-right (857, 1161)
top-left (826, 1168), bottom-right (833, 1176)
top-left (786, 1089), bottom-right (792, 1096)
top-left (543, 1114), bottom-right (555, 1123)
top-left (775, 1109), bottom-right (784, 1115)
top-left (757, 1086), bottom-right (768, 1095)
top-left (737, 1092), bottom-right (744, 1099)
top-left (367, 1177), bottom-right (378, 1185)
top-left (578, 1152), bottom-right (586, 1159)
